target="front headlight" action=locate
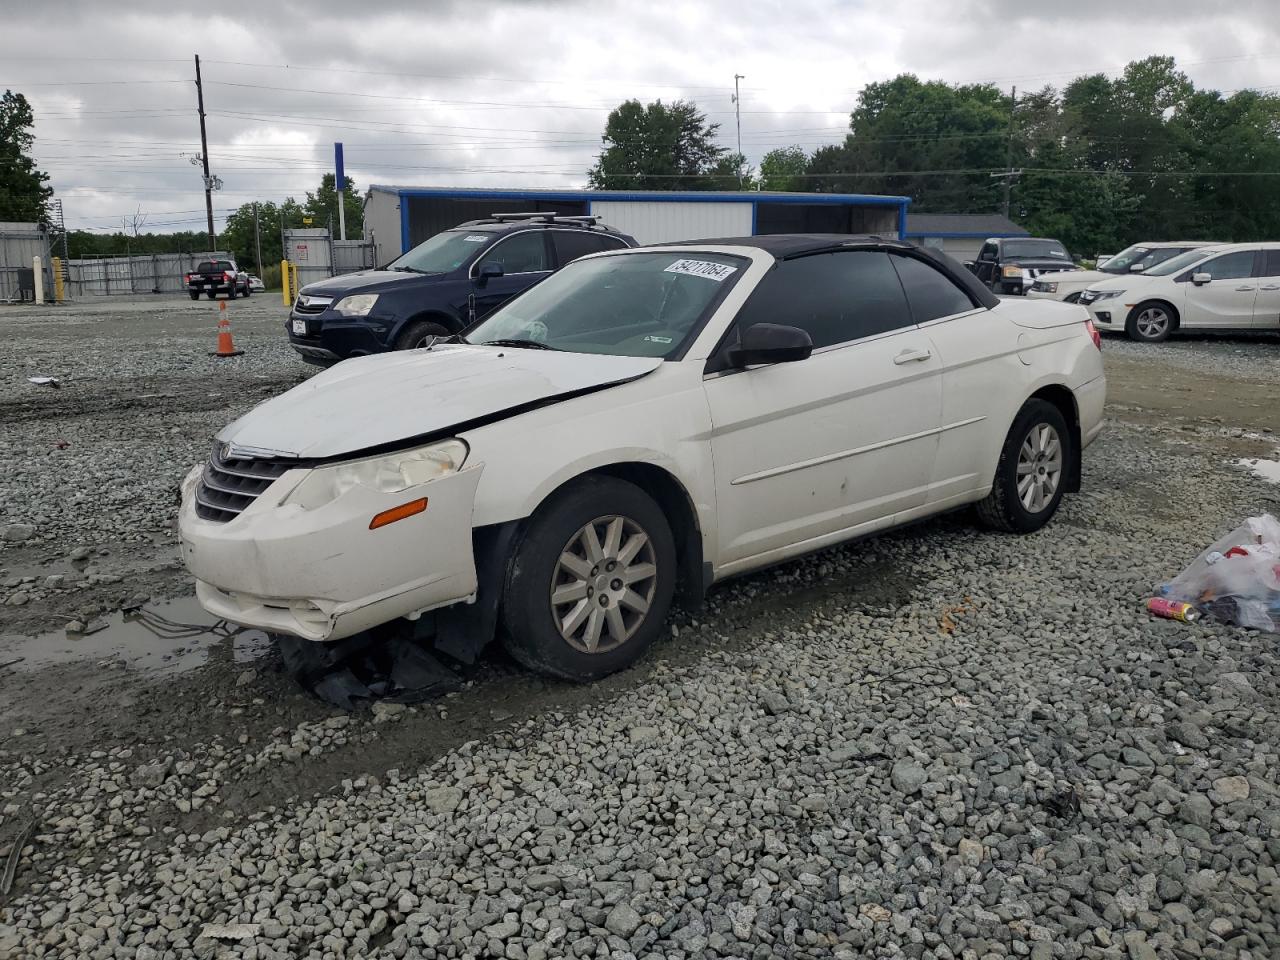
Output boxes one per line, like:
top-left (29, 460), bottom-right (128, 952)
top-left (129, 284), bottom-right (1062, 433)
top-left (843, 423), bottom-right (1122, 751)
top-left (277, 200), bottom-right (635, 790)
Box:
top-left (1034, 282), bottom-right (1058, 293)
top-left (333, 294), bottom-right (379, 317)
top-left (1001, 265), bottom-right (1024, 278)
top-left (1091, 290), bottom-right (1124, 301)
top-left (283, 439), bottom-right (468, 509)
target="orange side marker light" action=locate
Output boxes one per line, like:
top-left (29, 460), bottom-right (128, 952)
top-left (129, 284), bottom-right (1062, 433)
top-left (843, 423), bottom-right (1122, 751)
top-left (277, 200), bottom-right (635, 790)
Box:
top-left (369, 497), bottom-right (428, 530)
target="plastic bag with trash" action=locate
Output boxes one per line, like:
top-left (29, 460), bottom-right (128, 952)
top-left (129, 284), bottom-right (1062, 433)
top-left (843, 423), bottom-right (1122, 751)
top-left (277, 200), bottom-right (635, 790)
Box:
top-left (1155, 513), bottom-right (1280, 632)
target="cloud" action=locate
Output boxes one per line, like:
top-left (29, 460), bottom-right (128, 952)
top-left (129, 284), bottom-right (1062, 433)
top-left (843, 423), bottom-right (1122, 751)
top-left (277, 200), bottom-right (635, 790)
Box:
top-left (4, 0), bottom-right (1276, 232)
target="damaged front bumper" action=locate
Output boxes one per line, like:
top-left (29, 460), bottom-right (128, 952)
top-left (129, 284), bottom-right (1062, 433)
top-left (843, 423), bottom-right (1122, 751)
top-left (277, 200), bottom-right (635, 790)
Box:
top-left (177, 462), bottom-right (484, 642)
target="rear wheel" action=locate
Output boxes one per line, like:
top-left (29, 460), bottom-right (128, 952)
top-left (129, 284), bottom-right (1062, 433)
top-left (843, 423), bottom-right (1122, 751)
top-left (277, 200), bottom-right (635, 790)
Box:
top-left (189, 292), bottom-right (200, 301)
top-left (977, 399), bottom-right (1073, 534)
top-left (1125, 301), bottom-right (1175, 342)
top-left (242, 282), bottom-right (251, 298)
top-left (206, 291), bottom-right (216, 300)
top-left (502, 476), bottom-right (676, 681)
top-left (395, 319), bottom-right (449, 351)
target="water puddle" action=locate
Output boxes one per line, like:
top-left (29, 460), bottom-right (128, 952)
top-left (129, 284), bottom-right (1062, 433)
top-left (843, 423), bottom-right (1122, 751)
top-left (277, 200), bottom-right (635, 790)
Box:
top-left (1235, 453), bottom-right (1280, 485)
top-left (0, 596), bottom-right (273, 676)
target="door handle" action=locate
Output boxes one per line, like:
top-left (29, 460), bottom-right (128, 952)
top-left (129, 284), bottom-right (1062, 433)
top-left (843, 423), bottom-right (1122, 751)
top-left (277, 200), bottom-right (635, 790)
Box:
top-left (1260, 284), bottom-right (1280, 291)
top-left (893, 348), bottom-right (933, 365)
top-left (1235, 285), bottom-right (1257, 291)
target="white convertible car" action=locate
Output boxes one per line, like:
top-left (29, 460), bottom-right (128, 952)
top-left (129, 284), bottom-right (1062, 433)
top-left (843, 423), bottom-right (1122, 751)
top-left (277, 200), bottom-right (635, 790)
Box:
top-left (179, 236), bottom-right (1105, 680)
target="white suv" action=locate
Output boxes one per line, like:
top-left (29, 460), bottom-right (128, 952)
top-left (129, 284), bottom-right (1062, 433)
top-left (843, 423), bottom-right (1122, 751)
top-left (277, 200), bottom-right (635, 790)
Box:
top-left (1027, 241), bottom-right (1213, 303)
top-left (1079, 243), bottom-right (1280, 341)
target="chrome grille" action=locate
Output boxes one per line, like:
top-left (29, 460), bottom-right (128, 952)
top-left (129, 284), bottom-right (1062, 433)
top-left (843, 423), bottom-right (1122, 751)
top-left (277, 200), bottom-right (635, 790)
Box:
top-left (194, 444), bottom-right (309, 523)
top-left (293, 294), bottom-right (332, 315)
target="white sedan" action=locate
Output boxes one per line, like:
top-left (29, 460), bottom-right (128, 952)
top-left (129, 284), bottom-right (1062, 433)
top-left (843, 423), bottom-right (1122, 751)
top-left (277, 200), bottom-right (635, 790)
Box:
top-left (178, 236), bottom-right (1105, 680)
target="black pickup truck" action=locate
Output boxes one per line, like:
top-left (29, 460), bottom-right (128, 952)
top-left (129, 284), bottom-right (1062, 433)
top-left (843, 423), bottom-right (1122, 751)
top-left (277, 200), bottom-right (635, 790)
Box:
top-left (185, 259), bottom-right (251, 300)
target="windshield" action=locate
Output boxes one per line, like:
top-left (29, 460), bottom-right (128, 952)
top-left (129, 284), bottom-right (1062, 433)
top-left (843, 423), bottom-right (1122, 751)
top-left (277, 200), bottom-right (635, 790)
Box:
top-left (1100, 244), bottom-right (1196, 274)
top-left (467, 251), bottom-right (747, 358)
top-left (386, 230), bottom-right (495, 274)
top-left (1003, 240), bottom-right (1069, 259)
top-left (1144, 248), bottom-right (1218, 277)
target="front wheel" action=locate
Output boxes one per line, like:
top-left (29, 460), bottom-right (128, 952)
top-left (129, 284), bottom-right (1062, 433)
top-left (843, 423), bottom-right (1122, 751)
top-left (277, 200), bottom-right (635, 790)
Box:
top-left (1125, 301), bottom-right (1175, 342)
top-left (395, 319), bottom-right (449, 351)
top-left (502, 476), bottom-right (676, 681)
top-left (977, 399), bottom-right (1073, 534)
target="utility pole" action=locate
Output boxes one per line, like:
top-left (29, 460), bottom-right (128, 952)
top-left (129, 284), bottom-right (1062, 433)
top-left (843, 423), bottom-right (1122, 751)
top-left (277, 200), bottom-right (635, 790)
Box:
top-left (252, 201), bottom-right (263, 273)
top-left (993, 85), bottom-right (1021, 219)
top-left (194, 54), bottom-right (216, 249)
top-left (732, 74), bottom-right (745, 189)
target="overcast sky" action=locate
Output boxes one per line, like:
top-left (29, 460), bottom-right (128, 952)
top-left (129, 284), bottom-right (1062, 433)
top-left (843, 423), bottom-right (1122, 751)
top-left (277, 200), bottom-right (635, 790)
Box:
top-left (4, 0), bottom-right (1278, 234)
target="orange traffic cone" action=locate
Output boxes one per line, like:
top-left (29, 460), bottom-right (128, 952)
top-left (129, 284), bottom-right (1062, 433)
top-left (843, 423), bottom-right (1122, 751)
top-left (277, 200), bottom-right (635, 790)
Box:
top-left (211, 301), bottom-right (244, 358)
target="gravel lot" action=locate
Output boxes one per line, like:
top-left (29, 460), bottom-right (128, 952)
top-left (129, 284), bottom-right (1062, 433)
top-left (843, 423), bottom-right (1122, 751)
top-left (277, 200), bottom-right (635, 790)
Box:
top-left (2, 298), bottom-right (1279, 960)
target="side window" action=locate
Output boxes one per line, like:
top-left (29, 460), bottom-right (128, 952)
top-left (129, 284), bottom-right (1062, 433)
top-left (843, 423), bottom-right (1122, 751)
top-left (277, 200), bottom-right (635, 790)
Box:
top-left (1191, 251), bottom-right (1255, 281)
top-left (890, 254), bottom-right (977, 323)
top-left (552, 231), bottom-right (626, 266)
top-left (979, 243), bottom-right (997, 261)
top-left (484, 232), bottom-right (549, 274)
top-left (1261, 249), bottom-right (1280, 278)
top-left (732, 250), bottom-right (913, 350)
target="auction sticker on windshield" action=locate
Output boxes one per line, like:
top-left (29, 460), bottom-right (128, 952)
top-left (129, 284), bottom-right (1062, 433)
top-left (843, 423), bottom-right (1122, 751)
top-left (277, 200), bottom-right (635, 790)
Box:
top-left (664, 259), bottom-right (737, 281)
top-left (463, 235), bottom-right (488, 242)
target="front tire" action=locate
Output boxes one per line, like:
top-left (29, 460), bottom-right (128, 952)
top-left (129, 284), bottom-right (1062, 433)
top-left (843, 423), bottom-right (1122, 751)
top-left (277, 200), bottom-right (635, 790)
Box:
top-left (1125, 301), bottom-right (1175, 342)
top-left (395, 319), bottom-right (449, 351)
top-left (977, 399), bottom-right (1073, 534)
top-left (502, 476), bottom-right (676, 681)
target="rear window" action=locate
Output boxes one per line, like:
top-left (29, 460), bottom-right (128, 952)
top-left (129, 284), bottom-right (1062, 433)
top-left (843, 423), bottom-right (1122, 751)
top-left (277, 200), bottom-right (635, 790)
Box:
top-left (195, 261), bottom-right (232, 273)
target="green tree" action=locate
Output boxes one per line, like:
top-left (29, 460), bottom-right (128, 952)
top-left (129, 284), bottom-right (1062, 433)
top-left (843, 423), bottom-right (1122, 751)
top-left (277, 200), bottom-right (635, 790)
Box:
top-left (220, 198), bottom-right (307, 270)
top-left (0, 90), bottom-right (53, 221)
top-left (304, 174), bottom-right (363, 237)
top-left (759, 146), bottom-right (808, 191)
top-left (588, 99), bottom-right (727, 190)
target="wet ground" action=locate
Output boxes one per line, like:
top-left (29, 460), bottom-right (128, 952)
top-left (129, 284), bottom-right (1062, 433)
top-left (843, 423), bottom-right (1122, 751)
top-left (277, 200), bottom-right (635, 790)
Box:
top-left (2, 299), bottom-right (1280, 848)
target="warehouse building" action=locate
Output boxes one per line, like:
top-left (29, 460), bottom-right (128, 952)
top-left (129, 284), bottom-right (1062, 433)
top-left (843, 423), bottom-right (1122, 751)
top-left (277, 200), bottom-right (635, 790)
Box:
top-left (363, 186), bottom-right (910, 266)
top-left (903, 213), bottom-right (1028, 263)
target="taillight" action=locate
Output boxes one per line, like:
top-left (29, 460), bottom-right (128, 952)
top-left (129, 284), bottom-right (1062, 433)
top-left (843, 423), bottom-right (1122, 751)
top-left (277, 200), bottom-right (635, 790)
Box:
top-left (222, 271), bottom-right (232, 282)
top-left (183, 273), bottom-right (190, 283)
top-left (1085, 319), bottom-right (1102, 350)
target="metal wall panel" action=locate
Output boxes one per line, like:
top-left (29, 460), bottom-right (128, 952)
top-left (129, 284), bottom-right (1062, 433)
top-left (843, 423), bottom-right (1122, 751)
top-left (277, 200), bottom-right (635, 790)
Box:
top-left (0, 222), bottom-right (52, 302)
top-left (588, 201), bottom-right (753, 245)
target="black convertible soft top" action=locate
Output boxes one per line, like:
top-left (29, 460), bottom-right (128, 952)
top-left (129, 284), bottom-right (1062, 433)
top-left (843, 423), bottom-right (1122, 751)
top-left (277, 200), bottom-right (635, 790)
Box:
top-left (670, 234), bottom-right (999, 310)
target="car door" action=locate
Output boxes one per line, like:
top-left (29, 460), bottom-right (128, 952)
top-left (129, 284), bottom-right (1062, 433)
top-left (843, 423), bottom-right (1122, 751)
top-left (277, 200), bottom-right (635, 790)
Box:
top-left (469, 231), bottom-right (553, 321)
top-left (1252, 248), bottom-right (1280, 329)
top-left (702, 249), bottom-right (943, 568)
top-left (1178, 249), bottom-right (1259, 328)
top-left (887, 253), bottom-right (1004, 506)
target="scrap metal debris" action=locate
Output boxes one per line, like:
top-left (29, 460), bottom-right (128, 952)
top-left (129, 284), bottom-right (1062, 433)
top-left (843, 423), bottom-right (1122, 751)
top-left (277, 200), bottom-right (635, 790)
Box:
top-left (277, 625), bottom-right (462, 711)
top-left (198, 923), bottom-right (260, 941)
top-left (26, 376), bottom-right (60, 388)
top-left (1, 817), bottom-right (36, 902)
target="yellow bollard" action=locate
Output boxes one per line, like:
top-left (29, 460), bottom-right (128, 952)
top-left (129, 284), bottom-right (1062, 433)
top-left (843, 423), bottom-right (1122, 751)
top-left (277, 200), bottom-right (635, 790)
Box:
top-left (52, 257), bottom-right (65, 303)
top-left (281, 259), bottom-right (292, 305)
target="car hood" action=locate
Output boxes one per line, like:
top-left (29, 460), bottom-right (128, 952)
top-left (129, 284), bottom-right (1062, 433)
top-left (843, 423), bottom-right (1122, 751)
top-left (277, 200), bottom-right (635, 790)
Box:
top-left (299, 269), bottom-right (445, 297)
top-left (1037, 268), bottom-right (1108, 284)
top-left (218, 345), bottom-right (663, 459)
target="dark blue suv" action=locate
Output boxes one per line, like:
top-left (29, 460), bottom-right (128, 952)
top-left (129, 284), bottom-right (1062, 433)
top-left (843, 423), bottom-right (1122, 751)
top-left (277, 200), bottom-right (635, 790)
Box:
top-left (286, 214), bottom-right (635, 365)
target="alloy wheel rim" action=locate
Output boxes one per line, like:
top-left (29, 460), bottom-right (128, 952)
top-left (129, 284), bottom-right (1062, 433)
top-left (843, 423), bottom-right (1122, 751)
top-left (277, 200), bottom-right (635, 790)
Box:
top-left (1136, 308), bottom-right (1168, 339)
top-left (1016, 423), bottom-right (1063, 514)
top-left (550, 515), bottom-right (657, 654)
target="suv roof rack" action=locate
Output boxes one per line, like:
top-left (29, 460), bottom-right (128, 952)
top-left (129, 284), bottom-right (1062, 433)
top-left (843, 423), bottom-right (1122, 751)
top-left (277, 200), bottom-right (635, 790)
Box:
top-left (485, 213), bottom-right (604, 226)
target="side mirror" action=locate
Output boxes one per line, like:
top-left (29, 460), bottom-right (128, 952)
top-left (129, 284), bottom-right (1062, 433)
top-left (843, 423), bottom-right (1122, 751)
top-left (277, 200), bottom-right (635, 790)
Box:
top-left (729, 323), bottom-right (813, 368)
top-left (1191, 272), bottom-right (1212, 285)
top-left (963, 260), bottom-right (975, 270)
top-left (1130, 263), bottom-right (1145, 272)
top-left (476, 261), bottom-right (504, 286)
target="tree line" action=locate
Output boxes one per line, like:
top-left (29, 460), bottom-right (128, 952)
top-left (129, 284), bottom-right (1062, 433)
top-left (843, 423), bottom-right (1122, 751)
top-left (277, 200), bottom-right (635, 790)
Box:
top-left (6, 55), bottom-right (1279, 263)
top-left (589, 56), bottom-right (1280, 255)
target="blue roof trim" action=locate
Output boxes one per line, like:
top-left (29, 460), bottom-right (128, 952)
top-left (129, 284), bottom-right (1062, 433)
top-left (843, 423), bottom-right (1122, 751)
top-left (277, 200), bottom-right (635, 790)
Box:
top-left (381, 186), bottom-right (908, 206)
